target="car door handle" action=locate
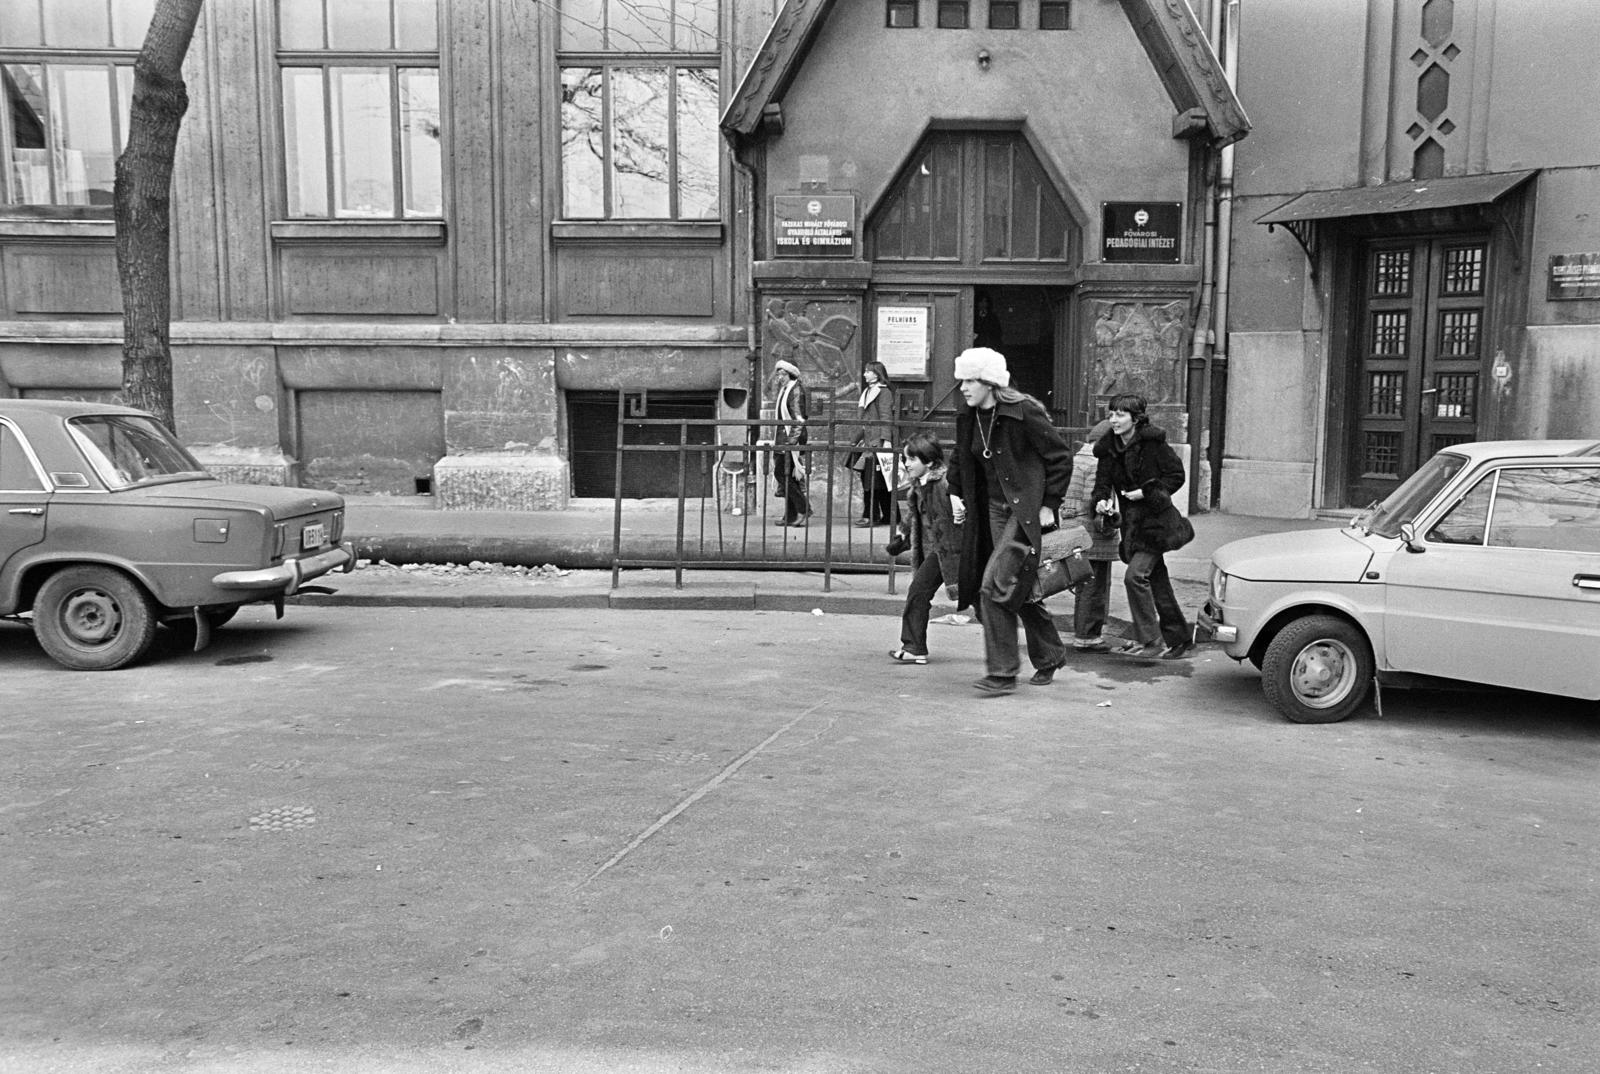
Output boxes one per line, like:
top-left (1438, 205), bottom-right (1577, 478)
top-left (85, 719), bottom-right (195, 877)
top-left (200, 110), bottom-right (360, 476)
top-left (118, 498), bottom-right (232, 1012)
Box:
top-left (1574, 575), bottom-right (1600, 591)
top-left (8, 507), bottom-right (44, 516)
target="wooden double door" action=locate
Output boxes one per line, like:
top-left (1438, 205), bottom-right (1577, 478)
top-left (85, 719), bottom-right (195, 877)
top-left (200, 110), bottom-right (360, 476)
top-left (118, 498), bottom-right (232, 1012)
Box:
top-left (1348, 234), bottom-right (1489, 507)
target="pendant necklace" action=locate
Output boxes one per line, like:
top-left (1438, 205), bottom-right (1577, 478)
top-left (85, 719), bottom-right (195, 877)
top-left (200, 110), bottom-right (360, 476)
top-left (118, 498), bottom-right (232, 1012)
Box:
top-left (976, 407), bottom-right (996, 459)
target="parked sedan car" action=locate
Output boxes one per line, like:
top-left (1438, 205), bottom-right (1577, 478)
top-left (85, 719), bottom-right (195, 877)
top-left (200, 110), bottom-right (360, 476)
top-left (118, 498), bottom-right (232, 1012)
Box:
top-left (1, 399), bottom-right (354, 670)
top-left (1198, 440), bottom-right (1600, 722)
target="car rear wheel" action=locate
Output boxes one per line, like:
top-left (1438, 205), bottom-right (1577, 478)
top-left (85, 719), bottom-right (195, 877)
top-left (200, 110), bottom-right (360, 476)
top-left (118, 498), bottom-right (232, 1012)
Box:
top-left (1260, 614), bottom-right (1373, 723)
top-left (33, 566), bottom-right (159, 671)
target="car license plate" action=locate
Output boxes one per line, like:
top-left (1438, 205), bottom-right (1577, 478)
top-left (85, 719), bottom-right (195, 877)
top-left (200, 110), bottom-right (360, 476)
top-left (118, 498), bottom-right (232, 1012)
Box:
top-left (301, 522), bottom-right (327, 550)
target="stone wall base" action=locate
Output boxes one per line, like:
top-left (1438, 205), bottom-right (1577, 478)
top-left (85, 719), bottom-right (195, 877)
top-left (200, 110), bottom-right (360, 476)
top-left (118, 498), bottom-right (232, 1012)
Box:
top-left (1219, 457), bottom-right (1315, 518)
top-left (190, 448), bottom-right (293, 486)
top-left (433, 453), bottom-right (569, 510)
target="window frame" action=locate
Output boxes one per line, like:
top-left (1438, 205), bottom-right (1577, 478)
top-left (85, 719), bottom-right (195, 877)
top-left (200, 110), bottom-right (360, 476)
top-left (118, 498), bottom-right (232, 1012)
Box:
top-left (556, 1), bottom-right (723, 224)
top-left (937, 1), bottom-right (970, 29)
top-left (273, 0), bottom-right (444, 222)
top-left (988, 2), bottom-right (1020, 30)
top-left (1040, 1), bottom-right (1072, 30)
top-left (0, 53), bottom-right (136, 215)
top-left (886, 1), bottom-right (920, 29)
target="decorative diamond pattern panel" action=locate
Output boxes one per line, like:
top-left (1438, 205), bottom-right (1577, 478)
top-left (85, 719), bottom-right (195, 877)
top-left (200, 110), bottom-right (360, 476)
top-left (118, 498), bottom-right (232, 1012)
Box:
top-left (1372, 311), bottom-right (1409, 355)
top-left (1439, 310), bottom-right (1480, 356)
top-left (1374, 250), bottom-right (1412, 295)
top-left (1434, 373), bottom-right (1477, 419)
top-left (1442, 246), bottom-right (1485, 294)
top-left (1363, 432), bottom-right (1403, 477)
top-left (1368, 372), bottom-right (1405, 416)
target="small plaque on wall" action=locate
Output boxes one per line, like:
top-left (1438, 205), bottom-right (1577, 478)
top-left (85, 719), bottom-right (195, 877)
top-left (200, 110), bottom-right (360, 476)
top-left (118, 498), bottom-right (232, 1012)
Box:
top-left (1102, 202), bottom-right (1182, 263)
top-left (1548, 253), bottom-right (1600, 300)
top-left (773, 195), bottom-right (857, 258)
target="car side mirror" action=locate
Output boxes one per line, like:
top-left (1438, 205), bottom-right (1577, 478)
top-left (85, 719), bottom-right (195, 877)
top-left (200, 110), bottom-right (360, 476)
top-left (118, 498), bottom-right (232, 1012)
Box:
top-left (1398, 522), bottom-right (1424, 553)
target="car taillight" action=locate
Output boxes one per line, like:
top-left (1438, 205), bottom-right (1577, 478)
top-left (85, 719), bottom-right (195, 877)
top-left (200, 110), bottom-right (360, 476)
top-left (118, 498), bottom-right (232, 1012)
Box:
top-left (331, 509), bottom-right (344, 543)
top-left (273, 522), bottom-right (288, 557)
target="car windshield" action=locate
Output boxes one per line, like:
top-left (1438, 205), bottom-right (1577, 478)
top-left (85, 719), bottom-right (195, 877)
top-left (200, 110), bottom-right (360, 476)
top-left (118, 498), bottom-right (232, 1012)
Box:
top-left (67, 415), bottom-right (209, 489)
top-left (1361, 452), bottom-right (1468, 537)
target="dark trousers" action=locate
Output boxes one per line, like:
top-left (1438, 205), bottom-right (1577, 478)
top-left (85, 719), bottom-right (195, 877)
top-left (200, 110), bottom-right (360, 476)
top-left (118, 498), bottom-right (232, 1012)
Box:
top-left (1072, 559), bottom-right (1114, 639)
top-left (898, 553), bottom-right (945, 656)
top-left (856, 466), bottom-right (892, 523)
top-left (774, 452), bottom-right (809, 522)
top-left (979, 509), bottom-right (1066, 679)
top-left (1124, 549), bottom-right (1190, 646)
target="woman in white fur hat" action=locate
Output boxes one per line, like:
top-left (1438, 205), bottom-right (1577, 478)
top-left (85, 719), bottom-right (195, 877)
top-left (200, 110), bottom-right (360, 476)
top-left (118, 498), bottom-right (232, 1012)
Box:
top-left (947, 346), bottom-right (1074, 694)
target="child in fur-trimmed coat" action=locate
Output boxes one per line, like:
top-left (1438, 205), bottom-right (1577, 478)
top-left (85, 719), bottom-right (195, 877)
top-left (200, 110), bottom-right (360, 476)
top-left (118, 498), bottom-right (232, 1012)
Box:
top-left (885, 433), bottom-right (963, 664)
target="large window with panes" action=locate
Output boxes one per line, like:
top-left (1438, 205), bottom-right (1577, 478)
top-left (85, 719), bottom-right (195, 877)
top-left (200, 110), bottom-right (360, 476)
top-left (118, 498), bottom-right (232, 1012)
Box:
top-left (558, 0), bottom-right (721, 221)
top-left (0, 0), bottom-right (157, 213)
top-left (276, 0), bottom-right (442, 219)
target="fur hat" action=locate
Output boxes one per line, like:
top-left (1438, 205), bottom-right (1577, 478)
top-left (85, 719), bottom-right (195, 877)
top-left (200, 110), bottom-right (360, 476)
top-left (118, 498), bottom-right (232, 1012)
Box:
top-left (953, 347), bottom-right (1009, 388)
top-left (773, 359), bottom-right (801, 379)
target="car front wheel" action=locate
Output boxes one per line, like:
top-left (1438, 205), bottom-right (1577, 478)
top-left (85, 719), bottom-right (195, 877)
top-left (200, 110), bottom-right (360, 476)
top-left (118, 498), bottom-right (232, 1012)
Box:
top-left (1260, 614), bottom-right (1374, 723)
top-left (33, 566), bottom-right (159, 671)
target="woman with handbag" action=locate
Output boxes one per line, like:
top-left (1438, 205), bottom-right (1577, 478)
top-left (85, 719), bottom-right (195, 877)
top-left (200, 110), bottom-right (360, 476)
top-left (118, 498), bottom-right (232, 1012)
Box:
top-left (849, 362), bottom-right (896, 527)
top-left (1091, 393), bottom-right (1194, 659)
top-left (947, 347), bottom-right (1074, 694)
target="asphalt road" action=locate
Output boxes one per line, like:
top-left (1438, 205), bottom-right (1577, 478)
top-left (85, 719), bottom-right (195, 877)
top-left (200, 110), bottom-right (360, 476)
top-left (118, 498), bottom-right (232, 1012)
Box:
top-left (2, 605), bottom-right (1597, 1073)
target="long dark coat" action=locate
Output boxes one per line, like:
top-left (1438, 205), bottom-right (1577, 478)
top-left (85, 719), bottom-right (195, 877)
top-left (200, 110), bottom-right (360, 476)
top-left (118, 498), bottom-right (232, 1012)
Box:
top-left (948, 396), bottom-right (1074, 611)
top-left (1091, 422), bottom-right (1187, 558)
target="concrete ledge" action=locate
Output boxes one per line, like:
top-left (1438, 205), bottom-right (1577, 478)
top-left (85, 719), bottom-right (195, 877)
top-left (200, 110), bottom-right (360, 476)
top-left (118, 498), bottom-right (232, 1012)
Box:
top-left (433, 453), bottom-right (569, 511)
top-left (1219, 457), bottom-right (1315, 518)
top-left (190, 448), bottom-right (293, 486)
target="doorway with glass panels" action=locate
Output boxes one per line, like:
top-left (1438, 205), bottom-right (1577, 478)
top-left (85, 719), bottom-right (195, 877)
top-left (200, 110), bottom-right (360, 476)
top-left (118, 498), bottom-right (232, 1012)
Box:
top-left (1346, 234), bottom-right (1489, 507)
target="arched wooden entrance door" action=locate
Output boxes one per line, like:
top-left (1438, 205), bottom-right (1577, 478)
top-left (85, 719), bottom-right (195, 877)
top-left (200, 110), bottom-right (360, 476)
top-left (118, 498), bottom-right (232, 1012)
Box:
top-left (865, 131), bottom-right (1082, 422)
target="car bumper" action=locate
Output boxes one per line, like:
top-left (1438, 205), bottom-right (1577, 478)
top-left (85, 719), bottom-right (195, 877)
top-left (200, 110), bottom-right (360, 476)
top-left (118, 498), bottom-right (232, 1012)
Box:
top-left (212, 542), bottom-right (355, 595)
top-left (1196, 598), bottom-right (1238, 644)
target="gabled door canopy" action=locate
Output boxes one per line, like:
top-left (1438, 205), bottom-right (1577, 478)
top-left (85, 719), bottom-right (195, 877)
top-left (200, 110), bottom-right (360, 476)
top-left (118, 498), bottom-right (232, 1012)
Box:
top-left (721, 0), bottom-right (1249, 148)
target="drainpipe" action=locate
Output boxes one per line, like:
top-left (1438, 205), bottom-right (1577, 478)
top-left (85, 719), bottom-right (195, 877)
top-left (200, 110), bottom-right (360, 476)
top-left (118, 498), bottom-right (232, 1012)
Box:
top-left (732, 153), bottom-right (761, 437)
top-left (1210, 0), bottom-right (1239, 509)
top-left (1187, 153), bottom-right (1218, 516)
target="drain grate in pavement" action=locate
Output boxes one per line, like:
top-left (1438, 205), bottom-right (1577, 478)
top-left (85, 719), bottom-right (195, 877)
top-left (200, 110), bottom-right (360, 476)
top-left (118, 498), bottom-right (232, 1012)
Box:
top-left (31, 812), bottom-right (121, 837)
top-left (249, 805), bottom-right (316, 832)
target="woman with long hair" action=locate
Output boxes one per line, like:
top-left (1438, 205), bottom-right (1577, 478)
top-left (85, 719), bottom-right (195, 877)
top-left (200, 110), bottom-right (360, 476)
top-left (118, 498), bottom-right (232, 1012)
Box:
top-left (947, 347), bottom-right (1074, 694)
top-left (849, 361), bottom-right (896, 526)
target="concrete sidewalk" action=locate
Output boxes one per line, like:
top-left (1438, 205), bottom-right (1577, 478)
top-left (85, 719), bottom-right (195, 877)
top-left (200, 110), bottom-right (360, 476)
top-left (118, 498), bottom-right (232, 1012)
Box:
top-left (311, 496), bottom-right (1338, 626)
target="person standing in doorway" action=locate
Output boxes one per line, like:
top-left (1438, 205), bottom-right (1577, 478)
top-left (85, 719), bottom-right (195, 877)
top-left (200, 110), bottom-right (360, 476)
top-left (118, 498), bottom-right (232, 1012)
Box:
top-left (770, 359), bottom-right (810, 526)
top-left (850, 361), bottom-right (896, 527)
top-left (1091, 393), bottom-right (1192, 658)
top-left (947, 347), bottom-right (1073, 694)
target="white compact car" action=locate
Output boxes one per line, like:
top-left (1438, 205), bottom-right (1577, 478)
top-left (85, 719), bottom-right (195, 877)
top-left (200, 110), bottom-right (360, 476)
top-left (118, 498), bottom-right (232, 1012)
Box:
top-left (1198, 440), bottom-right (1600, 722)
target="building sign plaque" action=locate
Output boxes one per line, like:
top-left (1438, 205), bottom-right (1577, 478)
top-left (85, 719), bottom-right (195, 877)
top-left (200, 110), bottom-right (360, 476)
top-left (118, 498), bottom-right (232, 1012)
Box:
top-left (1548, 253), bottom-right (1600, 300)
top-left (773, 195), bottom-right (857, 258)
top-left (875, 305), bottom-right (930, 378)
top-left (1101, 202), bottom-right (1182, 263)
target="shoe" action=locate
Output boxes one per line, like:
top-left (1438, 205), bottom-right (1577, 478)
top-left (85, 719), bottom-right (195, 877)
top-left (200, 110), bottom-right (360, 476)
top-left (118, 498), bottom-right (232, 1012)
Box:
top-left (1029, 658), bottom-right (1066, 686)
top-left (1158, 641), bottom-right (1193, 660)
top-left (973, 675), bottom-right (1017, 695)
top-left (888, 648), bottom-right (928, 665)
top-left (1110, 639), bottom-right (1161, 657)
top-left (853, 519), bottom-right (876, 528)
top-left (1073, 636), bottom-right (1110, 652)
top-left (932, 613), bottom-right (974, 626)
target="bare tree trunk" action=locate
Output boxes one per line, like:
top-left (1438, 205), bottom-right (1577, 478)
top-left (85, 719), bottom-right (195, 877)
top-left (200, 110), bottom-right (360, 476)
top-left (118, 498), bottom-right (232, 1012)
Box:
top-left (114, 0), bottom-right (205, 432)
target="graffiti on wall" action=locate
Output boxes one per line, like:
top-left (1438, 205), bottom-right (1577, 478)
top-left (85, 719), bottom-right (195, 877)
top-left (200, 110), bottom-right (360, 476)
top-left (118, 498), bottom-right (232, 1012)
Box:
top-left (1089, 299), bottom-right (1189, 405)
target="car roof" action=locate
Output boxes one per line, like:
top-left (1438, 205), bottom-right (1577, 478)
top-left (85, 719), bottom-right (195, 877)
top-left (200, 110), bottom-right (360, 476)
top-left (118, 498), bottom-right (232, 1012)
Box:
top-left (1, 398), bottom-right (150, 419)
top-left (1440, 439), bottom-right (1600, 463)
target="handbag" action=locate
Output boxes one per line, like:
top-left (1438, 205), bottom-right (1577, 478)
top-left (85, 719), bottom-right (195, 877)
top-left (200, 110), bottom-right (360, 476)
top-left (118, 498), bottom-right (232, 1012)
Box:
top-left (1032, 524), bottom-right (1094, 600)
top-left (1033, 548), bottom-right (1094, 600)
